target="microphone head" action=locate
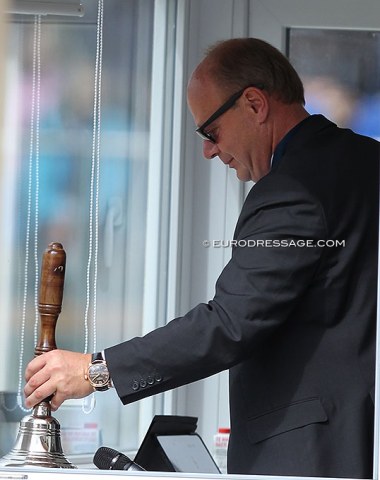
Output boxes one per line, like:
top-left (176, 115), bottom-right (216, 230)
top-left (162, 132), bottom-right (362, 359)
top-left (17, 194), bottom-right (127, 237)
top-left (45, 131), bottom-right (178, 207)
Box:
top-left (93, 446), bottom-right (133, 470)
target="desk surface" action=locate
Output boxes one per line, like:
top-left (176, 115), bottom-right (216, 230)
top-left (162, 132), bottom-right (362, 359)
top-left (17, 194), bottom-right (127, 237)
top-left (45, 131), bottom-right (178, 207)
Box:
top-left (0, 468), bottom-right (229, 479)
top-left (0, 467), bottom-right (351, 480)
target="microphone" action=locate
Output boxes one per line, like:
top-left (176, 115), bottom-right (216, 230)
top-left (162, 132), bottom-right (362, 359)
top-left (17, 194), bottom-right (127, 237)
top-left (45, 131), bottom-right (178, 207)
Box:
top-left (93, 446), bottom-right (145, 471)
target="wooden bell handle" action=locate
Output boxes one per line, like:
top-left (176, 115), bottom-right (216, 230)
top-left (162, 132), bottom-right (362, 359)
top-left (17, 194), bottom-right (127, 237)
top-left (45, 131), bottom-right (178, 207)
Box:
top-left (35, 242), bottom-right (66, 356)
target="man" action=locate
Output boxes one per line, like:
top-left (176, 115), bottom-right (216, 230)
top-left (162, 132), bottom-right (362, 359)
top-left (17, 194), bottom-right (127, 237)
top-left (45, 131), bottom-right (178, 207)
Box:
top-left (24, 38), bottom-right (379, 477)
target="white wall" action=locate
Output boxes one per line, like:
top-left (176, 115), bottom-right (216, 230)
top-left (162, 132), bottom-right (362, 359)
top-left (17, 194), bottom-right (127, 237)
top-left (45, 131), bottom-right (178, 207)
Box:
top-left (170, 0), bottom-right (251, 451)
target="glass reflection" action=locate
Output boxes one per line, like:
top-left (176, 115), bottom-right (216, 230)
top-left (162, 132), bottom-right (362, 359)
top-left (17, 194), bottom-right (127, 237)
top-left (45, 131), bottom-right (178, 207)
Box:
top-left (0, 0), bottom-right (154, 456)
top-left (288, 29), bottom-right (380, 140)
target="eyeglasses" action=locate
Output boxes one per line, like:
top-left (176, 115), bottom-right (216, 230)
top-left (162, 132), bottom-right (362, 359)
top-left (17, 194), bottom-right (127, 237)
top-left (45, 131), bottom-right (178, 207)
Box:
top-left (195, 84), bottom-right (264, 143)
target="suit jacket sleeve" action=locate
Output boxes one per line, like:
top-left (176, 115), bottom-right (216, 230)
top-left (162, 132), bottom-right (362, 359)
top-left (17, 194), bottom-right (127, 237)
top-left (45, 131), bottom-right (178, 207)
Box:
top-left (105, 172), bottom-right (328, 404)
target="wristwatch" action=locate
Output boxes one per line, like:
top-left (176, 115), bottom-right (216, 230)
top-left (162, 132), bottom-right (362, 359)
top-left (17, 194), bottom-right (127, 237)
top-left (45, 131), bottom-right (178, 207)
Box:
top-left (86, 352), bottom-right (112, 391)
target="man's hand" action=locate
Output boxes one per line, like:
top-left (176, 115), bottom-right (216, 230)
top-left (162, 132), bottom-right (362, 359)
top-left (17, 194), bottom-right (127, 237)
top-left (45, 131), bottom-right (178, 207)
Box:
top-left (24, 350), bottom-right (93, 411)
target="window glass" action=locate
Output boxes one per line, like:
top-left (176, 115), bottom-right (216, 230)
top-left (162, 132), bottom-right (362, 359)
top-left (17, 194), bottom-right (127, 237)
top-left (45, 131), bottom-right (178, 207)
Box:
top-left (288, 29), bottom-right (380, 140)
top-left (0, 0), bottom-right (154, 457)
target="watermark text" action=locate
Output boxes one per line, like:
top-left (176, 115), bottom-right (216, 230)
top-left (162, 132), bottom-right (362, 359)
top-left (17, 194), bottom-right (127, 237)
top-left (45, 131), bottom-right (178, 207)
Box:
top-left (202, 239), bottom-right (345, 248)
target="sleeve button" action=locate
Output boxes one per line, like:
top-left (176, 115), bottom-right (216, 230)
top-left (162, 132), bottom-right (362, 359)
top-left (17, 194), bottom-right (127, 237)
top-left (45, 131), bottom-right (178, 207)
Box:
top-left (147, 376), bottom-right (154, 385)
top-left (132, 380), bottom-right (139, 391)
top-left (155, 373), bottom-right (162, 382)
top-left (140, 379), bottom-right (147, 388)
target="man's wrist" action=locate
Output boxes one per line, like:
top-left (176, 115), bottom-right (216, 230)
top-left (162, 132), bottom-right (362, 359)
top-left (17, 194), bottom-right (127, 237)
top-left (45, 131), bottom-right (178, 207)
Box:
top-left (100, 351), bottom-right (114, 388)
top-left (85, 351), bottom-right (113, 391)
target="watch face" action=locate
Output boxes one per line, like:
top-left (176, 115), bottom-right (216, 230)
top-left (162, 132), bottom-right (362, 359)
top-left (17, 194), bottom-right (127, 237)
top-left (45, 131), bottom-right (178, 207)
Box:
top-left (89, 361), bottom-right (109, 387)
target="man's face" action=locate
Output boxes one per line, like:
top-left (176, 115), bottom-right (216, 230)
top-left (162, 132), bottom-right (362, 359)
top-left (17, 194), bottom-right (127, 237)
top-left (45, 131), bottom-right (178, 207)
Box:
top-left (187, 75), bottom-right (271, 182)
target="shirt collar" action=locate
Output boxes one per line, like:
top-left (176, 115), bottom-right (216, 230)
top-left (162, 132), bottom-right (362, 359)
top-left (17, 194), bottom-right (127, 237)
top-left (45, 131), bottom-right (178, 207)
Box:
top-left (271, 115), bottom-right (311, 168)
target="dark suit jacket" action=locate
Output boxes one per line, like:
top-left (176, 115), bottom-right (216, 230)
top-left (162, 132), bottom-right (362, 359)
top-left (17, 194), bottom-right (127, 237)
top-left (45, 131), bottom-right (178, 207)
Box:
top-left (106, 115), bottom-right (380, 478)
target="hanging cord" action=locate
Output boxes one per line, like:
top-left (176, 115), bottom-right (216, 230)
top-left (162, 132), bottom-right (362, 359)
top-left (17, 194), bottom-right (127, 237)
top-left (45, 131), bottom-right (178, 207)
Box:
top-left (11, 15), bottom-right (41, 413)
top-left (84, 0), bottom-right (103, 355)
top-left (82, 0), bottom-right (103, 414)
top-left (92, 0), bottom-right (103, 355)
top-left (33, 16), bottom-right (41, 347)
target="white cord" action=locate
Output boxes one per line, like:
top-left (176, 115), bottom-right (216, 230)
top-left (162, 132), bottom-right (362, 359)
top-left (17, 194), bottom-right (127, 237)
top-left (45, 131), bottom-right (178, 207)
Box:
top-left (83, 0), bottom-right (103, 414)
top-left (84, 0), bottom-right (103, 356)
top-left (14, 15), bottom-right (41, 413)
top-left (5, 4), bottom-right (104, 415)
top-left (93, 0), bottom-right (103, 354)
top-left (33, 16), bottom-right (41, 347)
top-left (5, 5), bottom-right (104, 416)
